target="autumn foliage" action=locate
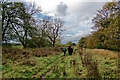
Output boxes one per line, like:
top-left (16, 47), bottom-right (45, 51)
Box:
top-left (78, 1), bottom-right (120, 51)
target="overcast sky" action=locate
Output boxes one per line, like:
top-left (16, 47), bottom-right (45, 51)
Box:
top-left (22, 0), bottom-right (112, 44)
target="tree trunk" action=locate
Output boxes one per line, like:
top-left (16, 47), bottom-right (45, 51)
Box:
top-left (21, 40), bottom-right (26, 49)
top-left (25, 29), bottom-right (27, 48)
top-left (23, 43), bottom-right (26, 48)
top-left (53, 40), bottom-right (55, 47)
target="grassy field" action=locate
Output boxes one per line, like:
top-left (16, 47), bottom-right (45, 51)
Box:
top-left (2, 47), bottom-right (120, 78)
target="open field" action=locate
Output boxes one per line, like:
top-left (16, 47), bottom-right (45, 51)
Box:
top-left (2, 0), bottom-right (120, 79)
top-left (2, 47), bottom-right (119, 78)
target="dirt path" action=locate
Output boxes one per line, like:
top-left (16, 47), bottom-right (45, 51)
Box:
top-left (41, 55), bottom-right (65, 79)
top-left (41, 65), bottom-right (57, 79)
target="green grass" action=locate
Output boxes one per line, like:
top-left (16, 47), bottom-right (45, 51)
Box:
top-left (2, 48), bottom-right (119, 78)
top-left (12, 45), bottom-right (23, 49)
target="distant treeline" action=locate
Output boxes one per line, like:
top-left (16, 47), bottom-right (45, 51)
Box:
top-left (77, 1), bottom-right (120, 51)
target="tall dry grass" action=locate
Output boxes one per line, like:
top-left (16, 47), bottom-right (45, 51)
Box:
top-left (2, 47), bottom-right (62, 66)
top-left (86, 49), bottom-right (118, 60)
top-left (79, 51), bottom-right (100, 78)
top-left (2, 47), bottom-right (62, 58)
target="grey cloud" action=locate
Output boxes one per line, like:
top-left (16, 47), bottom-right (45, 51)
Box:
top-left (60, 2), bottom-right (105, 44)
top-left (55, 2), bottom-right (68, 17)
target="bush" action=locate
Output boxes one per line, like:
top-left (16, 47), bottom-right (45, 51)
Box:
top-left (32, 38), bottom-right (52, 48)
top-left (2, 43), bottom-right (12, 48)
top-left (26, 39), bottom-right (37, 48)
top-left (95, 43), bottom-right (103, 49)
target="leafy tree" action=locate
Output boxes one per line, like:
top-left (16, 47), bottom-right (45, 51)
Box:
top-left (73, 43), bottom-right (76, 46)
top-left (1, 1), bottom-right (64, 48)
top-left (30, 37), bottom-right (52, 48)
top-left (77, 37), bottom-right (86, 48)
top-left (89, 1), bottom-right (120, 50)
top-left (84, 35), bottom-right (96, 49)
top-left (1, 2), bottom-right (37, 48)
top-left (55, 39), bottom-right (61, 47)
top-left (66, 41), bottom-right (74, 46)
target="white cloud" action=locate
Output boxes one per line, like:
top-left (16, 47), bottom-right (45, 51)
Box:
top-left (61, 30), bottom-right (89, 44)
top-left (66, 34), bottom-right (73, 37)
top-left (73, 31), bottom-right (84, 38)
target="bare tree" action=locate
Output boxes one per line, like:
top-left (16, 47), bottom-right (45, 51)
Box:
top-left (24, 1), bottom-right (41, 16)
top-left (38, 17), bottom-right (63, 47)
top-left (46, 18), bottom-right (63, 47)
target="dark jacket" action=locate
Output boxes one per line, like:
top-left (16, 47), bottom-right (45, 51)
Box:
top-left (68, 46), bottom-right (73, 55)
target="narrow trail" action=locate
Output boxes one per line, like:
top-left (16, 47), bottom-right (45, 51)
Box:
top-left (41, 54), bottom-right (65, 79)
top-left (41, 64), bottom-right (57, 79)
top-left (41, 51), bottom-right (78, 79)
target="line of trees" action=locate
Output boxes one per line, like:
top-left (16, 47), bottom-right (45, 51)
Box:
top-left (1, 1), bottom-right (64, 48)
top-left (77, 1), bottom-right (120, 51)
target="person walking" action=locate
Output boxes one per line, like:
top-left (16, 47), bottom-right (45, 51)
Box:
top-left (63, 47), bottom-right (67, 56)
top-left (68, 46), bottom-right (73, 55)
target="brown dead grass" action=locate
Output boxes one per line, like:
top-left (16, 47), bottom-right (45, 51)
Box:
top-left (2, 47), bottom-right (62, 60)
top-left (2, 47), bottom-right (62, 66)
top-left (27, 47), bottom-right (62, 57)
top-left (79, 51), bottom-right (100, 78)
top-left (86, 49), bottom-right (118, 60)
